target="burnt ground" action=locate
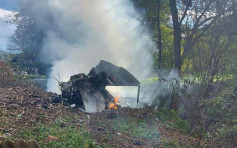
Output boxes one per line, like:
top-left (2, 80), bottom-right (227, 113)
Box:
top-left (0, 86), bottom-right (200, 148)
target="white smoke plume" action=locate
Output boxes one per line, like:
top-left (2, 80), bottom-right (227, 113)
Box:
top-left (16, 0), bottom-right (159, 110)
top-left (40, 0), bottom-right (155, 94)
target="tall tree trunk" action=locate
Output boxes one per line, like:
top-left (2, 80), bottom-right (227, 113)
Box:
top-left (157, 0), bottom-right (162, 70)
top-left (169, 0), bottom-right (182, 72)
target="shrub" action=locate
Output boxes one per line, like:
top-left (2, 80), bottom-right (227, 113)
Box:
top-left (0, 60), bottom-right (25, 87)
top-left (0, 60), bottom-right (14, 86)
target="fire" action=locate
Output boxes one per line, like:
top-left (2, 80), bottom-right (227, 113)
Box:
top-left (108, 96), bottom-right (119, 109)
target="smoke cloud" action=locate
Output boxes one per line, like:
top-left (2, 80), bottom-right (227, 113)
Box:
top-left (16, 0), bottom-right (161, 109)
top-left (38, 0), bottom-right (155, 94)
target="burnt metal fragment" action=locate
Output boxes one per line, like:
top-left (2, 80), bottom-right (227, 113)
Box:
top-left (61, 60), bottom-right (141, 112)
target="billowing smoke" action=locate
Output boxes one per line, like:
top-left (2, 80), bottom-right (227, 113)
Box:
top-left (40, 0), bottom-right (155, 94)
top-left (16, 0), bottom-right (159, 110)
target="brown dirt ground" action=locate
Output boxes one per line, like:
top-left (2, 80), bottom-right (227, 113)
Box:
top-left (0, 86), bottom-right (201, 148)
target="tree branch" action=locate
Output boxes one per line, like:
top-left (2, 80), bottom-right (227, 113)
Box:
top-left (180, 1), bottom-right (192, 24)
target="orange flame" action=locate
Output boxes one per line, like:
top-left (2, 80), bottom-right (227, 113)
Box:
top-left (108, 96), bottom-right (119, 110)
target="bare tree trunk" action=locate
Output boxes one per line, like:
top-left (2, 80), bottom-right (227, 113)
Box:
top-left (169, 0), bottom-right (182, 72)
top-left (157, 0), bottom-right (162, 69)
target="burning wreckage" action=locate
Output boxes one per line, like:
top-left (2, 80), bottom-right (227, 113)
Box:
top-left (60, 60), bottom-right (140, 112)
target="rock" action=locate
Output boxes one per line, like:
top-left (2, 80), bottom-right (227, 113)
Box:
top-left (42, 102), bottom-right (48, 109)
top-left (117, 132), bottom-right (121, 135)
top-left (98, 127), bottom-right (104, 131)
top-left (70, 104), bottom-right (76, 108)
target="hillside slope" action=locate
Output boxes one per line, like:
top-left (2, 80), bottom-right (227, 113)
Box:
top-left (0, 85), bottom-right (208, 148)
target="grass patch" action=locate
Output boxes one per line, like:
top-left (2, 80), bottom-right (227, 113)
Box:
top-left (21, 75), bottom-right (47, 79)
top-left (10, 118), bottom-right (99, 148)
top-left (110, 117), bottom-right (160, 139)
top-left (157, 110), bottom-right (190, 134)
top-left (141, 77), bottom-right (159, 84)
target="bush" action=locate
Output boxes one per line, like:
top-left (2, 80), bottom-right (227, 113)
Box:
top-left (200, 83), bottom-right (237, 147)
top-left (0, 60), bottom-right (14, 86)
top-left (0, 60), bottom-right (25, 87)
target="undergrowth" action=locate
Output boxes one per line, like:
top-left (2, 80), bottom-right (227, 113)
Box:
top-left (200, 83), bottom-right (237, 147)
top-left (157, 110), bottom-right (191, 135)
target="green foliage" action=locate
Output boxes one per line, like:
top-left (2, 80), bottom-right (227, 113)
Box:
top-left (12, 118), bottom-right (99, 148)
top-left (0, 61), bottom-right (25, 87)
top-left (200, 83), bottom-right (237, 146)
top-left (153, 24), bottom-right (174, 70)
top-left (10, 54), bottom-right (50, 75)
top-left (201, 87), bottom-right (236, 117)
top-left (131, 0), bottom-right (174, 70)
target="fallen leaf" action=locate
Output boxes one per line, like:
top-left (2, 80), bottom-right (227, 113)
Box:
top-left (45, 135), bottom-right (59, 142)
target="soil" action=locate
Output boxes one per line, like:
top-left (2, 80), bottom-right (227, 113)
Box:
top-left (0, 85), bottom-right (200, 148)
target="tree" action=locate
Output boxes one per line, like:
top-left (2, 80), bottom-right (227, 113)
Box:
top-left (168, 0), bottom-right (235, 73)
top-left (7, 0), bottom-right (52, 75)
top-left (132, 0), bottom-right (171, 71)
top-left (169, 0), bottom-right (193, 72)
top-left (169, 0), bottom-right (183, 72)
top-left (157, 0), bottom-right (162, 70)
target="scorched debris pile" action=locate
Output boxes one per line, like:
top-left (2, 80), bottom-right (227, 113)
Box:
top-left (61, 60), bottom-right (140, 112)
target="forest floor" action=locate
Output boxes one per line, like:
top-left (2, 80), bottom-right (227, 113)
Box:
top-left (0, 85), bottom-right (208, 148)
